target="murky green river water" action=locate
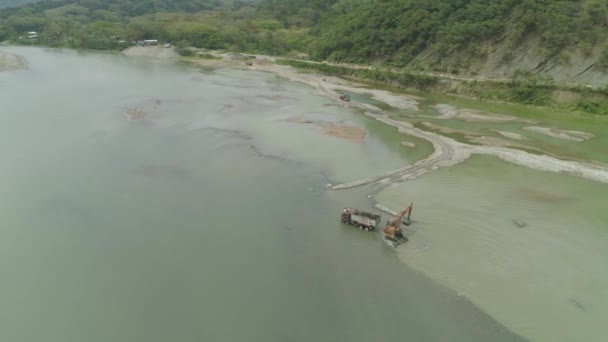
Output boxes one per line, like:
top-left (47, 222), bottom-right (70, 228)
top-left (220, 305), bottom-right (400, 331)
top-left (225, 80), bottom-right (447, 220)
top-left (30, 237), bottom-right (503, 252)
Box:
top-left (1, 46), bottom-right (606, 342)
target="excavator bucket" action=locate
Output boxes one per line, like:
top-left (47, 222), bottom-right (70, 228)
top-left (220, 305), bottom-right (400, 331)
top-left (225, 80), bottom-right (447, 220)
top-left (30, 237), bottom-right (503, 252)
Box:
top-left (403, 202), bottom-right (413, 226)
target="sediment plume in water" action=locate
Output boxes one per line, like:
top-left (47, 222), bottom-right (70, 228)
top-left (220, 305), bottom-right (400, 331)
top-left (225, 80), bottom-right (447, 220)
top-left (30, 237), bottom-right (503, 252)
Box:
top-left (286, 117), bottom-right (367, 143)
top-left (0, 51), bottom-right (27, 71)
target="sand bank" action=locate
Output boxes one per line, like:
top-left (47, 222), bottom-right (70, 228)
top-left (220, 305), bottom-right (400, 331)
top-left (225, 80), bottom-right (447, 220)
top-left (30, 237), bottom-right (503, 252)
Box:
top-left (378, 171), bottom-right (608, 342)
top-left (468, 136), bottom-right (543, 153)
top-left (523, 126), bottom-right (595, 141)
top-left (251, 63), bottom-right (420, 110)
top-left (491, 129), bottom-right (529, 140)
top-left (421, 123), bottom-right (567, 157)
top-left (334, 112), bottom-right (608, 188)
top-left (122, 46), bottom-right (179, 58)
top-left (433, 104), bottom-right (535, 123)
top-left (0, 51), bottom-right (26, 71)
top-left (188, 53), bottom-right (419, 110)
top-left (420, 121), bottom-right (478, 136)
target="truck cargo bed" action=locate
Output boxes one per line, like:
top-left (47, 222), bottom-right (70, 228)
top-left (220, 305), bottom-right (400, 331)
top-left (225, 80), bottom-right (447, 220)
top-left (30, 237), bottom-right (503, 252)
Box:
top-left (341, 208), bottom-right (380, 231)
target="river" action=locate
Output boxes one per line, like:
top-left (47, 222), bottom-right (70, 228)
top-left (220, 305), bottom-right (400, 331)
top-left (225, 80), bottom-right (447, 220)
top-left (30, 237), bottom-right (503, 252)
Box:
top-left (1, 46), bottom-right (606, 342)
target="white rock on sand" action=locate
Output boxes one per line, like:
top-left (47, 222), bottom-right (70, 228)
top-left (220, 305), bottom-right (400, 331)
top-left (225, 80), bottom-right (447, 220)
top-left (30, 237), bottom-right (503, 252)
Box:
top-left (434, 104), bottom-right (533, 123)
top-left (0, 51), bottom-right (27, 71)
top-left (523, 126), bottom-right (594, 142)
top-left (490, 129), bottom-right (529, 141)
top-left (122, 46), bottom-right (179, 58)
top-left (434, 104), bottom-right (459, 119)
top-left (368, 90), bottom-right (420, 110)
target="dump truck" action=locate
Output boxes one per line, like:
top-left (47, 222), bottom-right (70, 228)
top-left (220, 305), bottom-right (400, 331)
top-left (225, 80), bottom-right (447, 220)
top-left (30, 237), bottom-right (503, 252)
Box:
top-left (341, 208), bottom-right (381, 231)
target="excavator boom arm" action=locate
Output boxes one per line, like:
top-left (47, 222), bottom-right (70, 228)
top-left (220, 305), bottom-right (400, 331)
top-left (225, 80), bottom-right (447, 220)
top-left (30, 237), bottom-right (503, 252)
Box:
top-left (390, 203), bottom-right (413, 226)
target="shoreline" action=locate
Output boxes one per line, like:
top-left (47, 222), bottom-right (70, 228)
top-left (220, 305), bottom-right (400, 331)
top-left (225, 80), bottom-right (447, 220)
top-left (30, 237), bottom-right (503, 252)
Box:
top-left (6, 43), bottom-right (608, 114)
top-left (9, 45), bottom-right (602, 186)
top-left (228, 58), bottom-right (608, 187)
top-left (183, 53), bottom-right (608, 187)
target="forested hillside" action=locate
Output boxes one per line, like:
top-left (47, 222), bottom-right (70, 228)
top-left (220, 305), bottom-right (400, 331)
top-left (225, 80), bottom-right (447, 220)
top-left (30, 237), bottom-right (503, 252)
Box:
top-left (0, 0), bottom-right (299, 52)
top-left (2, 0), bottom-right (608, 87)
top-left (308, 0), bottom-right (608, 86)
top-left (0, 0), bottom-right (39, 10)
top-left (310, 0), bottom-right (606, 63)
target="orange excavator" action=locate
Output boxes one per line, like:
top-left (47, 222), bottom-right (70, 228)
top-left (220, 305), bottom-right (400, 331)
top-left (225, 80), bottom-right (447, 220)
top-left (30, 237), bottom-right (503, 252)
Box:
top-left (382, 203), bottom-right (413, 244)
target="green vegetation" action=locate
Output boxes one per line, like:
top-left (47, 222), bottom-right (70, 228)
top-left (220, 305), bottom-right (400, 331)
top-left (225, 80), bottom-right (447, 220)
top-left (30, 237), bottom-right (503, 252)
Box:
top-left (2, 0), bottom-right (608, 115)
top-left (0, 0), bottom-right (310, 54)
top-left (598, 44), bottom-right (608, 69)
top-left (310, 0), bottom-right (608, 66)
top-left (505, 69), bottom-right (554, 106)
top-left (0, 0), bottom-right (38, 10)
top-left (575, 99), bottom-right (608, 115)
top-left (277, 59), bottom-right (439, 90)
top-left (3, 0), bottom-right (608, 63)
top-left (1, 0), bottom-right (226, 49)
